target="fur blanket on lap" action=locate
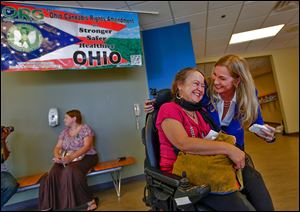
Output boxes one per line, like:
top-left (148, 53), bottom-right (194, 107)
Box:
top-left (172, 132), bottom-right (244, 194)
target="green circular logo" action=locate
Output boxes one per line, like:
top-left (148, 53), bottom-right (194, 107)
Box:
top-left (7, 24), bottom-right (43, 52)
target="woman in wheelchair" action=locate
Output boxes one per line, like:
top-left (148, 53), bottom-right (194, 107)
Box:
top-left (154, 65), bottom-right (274, 210)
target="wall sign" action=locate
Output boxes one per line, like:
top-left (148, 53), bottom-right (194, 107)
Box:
top-left (1, 1), bottom-right (143, 72)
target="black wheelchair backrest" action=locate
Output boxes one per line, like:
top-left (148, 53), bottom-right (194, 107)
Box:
top-left (143, 89), bottom-right (172, 169)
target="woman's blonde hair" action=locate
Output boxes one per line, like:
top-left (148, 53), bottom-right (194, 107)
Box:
top-left (207, 55), bottom-right (259, 127)
top-left (171, 67), bottom-right (205, 98)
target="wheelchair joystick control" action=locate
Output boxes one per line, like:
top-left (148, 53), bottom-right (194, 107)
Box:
top-left (179, 171), bottom-right (191, 190)
top-left (174, 171), bottom-right (211, 210)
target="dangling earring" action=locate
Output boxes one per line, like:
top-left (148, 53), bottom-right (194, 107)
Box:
top-left (176, 91), bottom-right (182, 100)
top-left (234, 78), bottom-right (240, 88)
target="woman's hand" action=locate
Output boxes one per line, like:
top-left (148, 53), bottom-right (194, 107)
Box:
top-left (261, 124), bottom-right (276, 142)
top-left (227, 145), bottom-right (245, 169)
top-left (52, 157), bottom-right (62, 163)
top-left (53, 151), bottom-right (62, 163)
top-left (144, 99), bottom-right (155, 113)
top-left (53, 154), bottom-right (63, 163)
top-left (61, 154), bottom-right (73, 165)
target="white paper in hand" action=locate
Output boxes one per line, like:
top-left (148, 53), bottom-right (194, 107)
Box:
top-left (204, 130), bottom-right (219, 140)
top-left (249, 124), bottom-right (270, 138)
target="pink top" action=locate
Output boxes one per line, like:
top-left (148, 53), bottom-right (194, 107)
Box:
top-left (58, 124), bottom-right (97, 155)
top-left (156, 102), bottom-right (211, 173)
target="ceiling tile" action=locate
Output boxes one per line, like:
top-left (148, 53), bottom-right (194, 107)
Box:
top-left (264, 33), bottom-right (298, 50)
top-left (263, 8), bottom-right (298, 27)
top-left (193, 46), bottom-right (205, 60)
top-left (191, 28), bottom-right (205, 43)
top-left (207, 38), bottom-right (229, 47)
top-left (265, 41), bottom-right (289, 51)
top-left (171, 1), bottom-right (207, 18)
top-left (194, 53), bottom-right (205, 61)
top-left (209, 1), bottom-right (243, 10)
top-left (78, 1), bottom-right (128, 9)
top-left (288, 10), bottom-right (299, 25)
top-left (226, 42), bottom-right (249, 54)
top-left (239, 1), bottom-right (277, 21)
top-left (234, 16), bottom-right (266, 33)
top-left (142, 19), bottom-right (174, 31)
top-left (246, 37), bottom-right (274, 51)
top-left (271, 32), bottom-right (299, 44)
top-left (207, 23), bottom-right (235, 41)
top-left (193, 43), bottom-right (205, 51)
top-left (126, 1), bottom-right (146, 6)
top-left (277, 24), bottom-right (299, 37)
top-left (206, 45), bottom-right (226, 57)
top-left (175, 12), bottom-right (206, 30)
top-left (191, 28), bottom-right (205, 53)
top-left (193, 46), bottom-right (206, 57)
top-left (130, 1), bottom-right (172, 25)
top-left (206, 42), bottom-right (227, 53)
top-left (22, 1), bottom-right (81, 7)
top-left (208, 3), bottom-right (242, 27)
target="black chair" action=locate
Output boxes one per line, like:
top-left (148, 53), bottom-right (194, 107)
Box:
top-left (141, 89), bottom-right (212, 211)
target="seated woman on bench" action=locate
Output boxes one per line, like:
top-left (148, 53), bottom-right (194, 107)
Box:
top-left (155, 67), bottom-right (274, 211)
top-left (39, 109), bottom-right (99, 211)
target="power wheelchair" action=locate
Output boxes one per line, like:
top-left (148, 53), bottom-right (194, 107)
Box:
top-left (141, 89), bottom-right (255, 211)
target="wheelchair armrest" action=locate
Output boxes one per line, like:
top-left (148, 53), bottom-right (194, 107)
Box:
top-left (144, 167), bottom-right (211, 210)
top-left (145, 167), bottom-right (210, 196)
top-left (145, 167), bottom-right (181, 188)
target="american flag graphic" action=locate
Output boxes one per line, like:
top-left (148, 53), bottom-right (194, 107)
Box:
top-left (1, 2), bottom-right (141, 72)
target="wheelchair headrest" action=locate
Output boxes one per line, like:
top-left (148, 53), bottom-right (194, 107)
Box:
top-left (153, 89), bottom-right (172, 110)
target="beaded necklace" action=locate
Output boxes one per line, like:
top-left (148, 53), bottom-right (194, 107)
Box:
top-left (224, 101), bottom-right (231, 108)
top-left (185, 111), bottom-right (196, 119)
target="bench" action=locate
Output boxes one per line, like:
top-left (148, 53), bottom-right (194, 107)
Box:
top-left (16, 156), bottom-right (136, 198)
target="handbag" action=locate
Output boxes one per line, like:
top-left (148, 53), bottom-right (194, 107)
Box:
top-left (172, 132), bottom-right (244, 194)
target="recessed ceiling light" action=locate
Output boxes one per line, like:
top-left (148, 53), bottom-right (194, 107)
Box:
top-left (229, 24), bottom-right (285, 44)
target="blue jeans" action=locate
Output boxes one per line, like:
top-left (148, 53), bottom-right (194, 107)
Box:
top-left (1, 171), bottom-right (18, 208)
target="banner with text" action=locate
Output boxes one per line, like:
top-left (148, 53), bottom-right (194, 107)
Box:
top-left (1, 2), bottom-right (143, 72)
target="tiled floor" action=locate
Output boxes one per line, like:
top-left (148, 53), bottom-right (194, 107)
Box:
top-left (244, 131), bottom-right (299, 211)
top-left (94, 131), bottom-right (299, 211)
top-left (94, 179), bottom-right (149, 211)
